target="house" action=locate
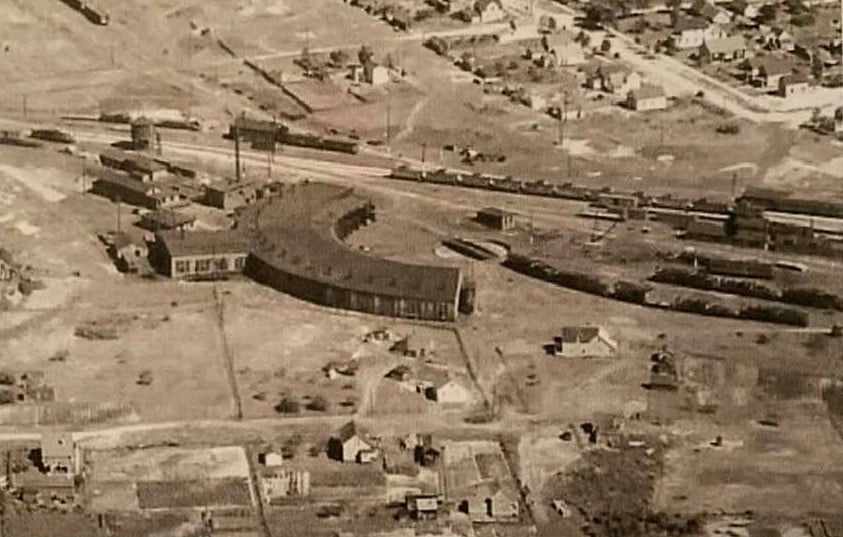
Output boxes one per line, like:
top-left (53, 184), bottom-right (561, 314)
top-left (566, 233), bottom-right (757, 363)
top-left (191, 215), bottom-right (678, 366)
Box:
top-left (768, 28), bottom-right (795, 52)
top-left (148, 229), bottom-right (250, 279)
top-left (385, 365), bottom-right (413, 382)
top-left (109, 233), bottom-right (149, 273)
top-left (626, 84), bottom-right (667, 111)
top-left (476, 207), bottom-right (515, 230)
top-left (258, 451), bottom-right (285, 467)
top-left (0, 248), bottom-right (19, 281)
top-left (522, 92), bottom-right (548, 111)
top-left (327, 421), bottom-right (374, 463)
top-left (413, 434), bottom-right (441, 467)
top-left (139, 209), bottom-right (196, 231)
top-left (471, 0), bottom-right (505, 23)
top-left (744, 55), bottom-right (795, 88)
top-left (670, 17), bottom-right (710, 49)
top-left (203, 180), bottom-right (258, 210)
top-left (699, 36), bottom-right (747, 63)
top-left (365, 63), bottom-right (390, 85)
top-left (691, 0), bottom-right (729, 23)
top-left (41, 433), bottom-right (75, 474)
top-left (778, 72), bottom-right (810, 97)
top-left (425, 377), bottom-right (472, 404)
top-left (406, 493), bottom-right (440, 520)
top-left (459, 483), bottom-right (520, 521)
top-left (553, 326), bottom-right (618, 357)
top-left (598, 65), bottom-right (642, 94)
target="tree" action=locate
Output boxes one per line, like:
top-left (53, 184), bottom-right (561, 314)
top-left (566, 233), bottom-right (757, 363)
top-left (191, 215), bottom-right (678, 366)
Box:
top-left (358, 45), bottom-right (374, 65)
top-left (758, 3), bottom-right (778, 23)
top-left (811, 54), bottom-right (824, 80)
top-left (0, 390), bottom-right (14, 405)
top-left (329, 49), bottom-right (350, 67)
top-left (601, 38), bottom-right (612, 53)
top-left (275, 396), bottom-right (301, 414)
top-left (584, 5), bottom-right (615, 29)
top-left (576, 30), bottom-right (591, 48)
top-left (306, 395), bottom-right (329, 411)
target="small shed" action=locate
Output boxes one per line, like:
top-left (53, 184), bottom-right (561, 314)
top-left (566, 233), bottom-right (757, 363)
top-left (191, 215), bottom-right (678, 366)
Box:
top-left (476, 207), bottom-right (515, 230)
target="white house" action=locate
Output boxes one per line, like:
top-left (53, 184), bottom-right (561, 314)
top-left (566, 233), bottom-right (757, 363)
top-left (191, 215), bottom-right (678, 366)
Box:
top-left (426, 378), bottom-right (472, 404)
top-left (553, 326), bottom-right (618, 357)
top-left (328, 421), bottom-right (374, 463)
top-left (627, 85), bottom-right (668, 111)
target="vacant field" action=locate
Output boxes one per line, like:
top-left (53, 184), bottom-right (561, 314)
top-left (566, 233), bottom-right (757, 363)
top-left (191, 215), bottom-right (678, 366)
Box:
top-left (654, 408), bottom-right (843, 516)
top-left (137, 478), bottom-right (253, 508)
top-left (88, 445), bottom-right (254, 510)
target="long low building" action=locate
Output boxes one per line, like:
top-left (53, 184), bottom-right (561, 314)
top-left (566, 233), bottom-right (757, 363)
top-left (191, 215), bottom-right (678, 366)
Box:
top-left (149, 183), bottom-right (465, 321)
top-left (148, 230), bottom-right (251, 279)
top-left (242, 184), bottom-right (463, 322)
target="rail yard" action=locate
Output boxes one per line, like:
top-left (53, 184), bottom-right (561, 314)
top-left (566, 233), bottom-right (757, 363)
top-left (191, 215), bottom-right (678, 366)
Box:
top-left (1, 1), bottom-right (843, 537)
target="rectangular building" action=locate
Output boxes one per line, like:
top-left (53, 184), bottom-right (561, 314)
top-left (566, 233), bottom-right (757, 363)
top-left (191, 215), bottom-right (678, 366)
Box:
top-left (203, 181), bottom-right (259, 210)
top-left (149, 230), bottom-right (250, 279)
top-left (476, 207), bottom-right (515, 230)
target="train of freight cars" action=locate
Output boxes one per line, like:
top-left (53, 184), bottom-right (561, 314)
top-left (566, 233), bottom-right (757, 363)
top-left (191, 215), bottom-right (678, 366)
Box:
top-left (387, 165), bottom-right (730, 213)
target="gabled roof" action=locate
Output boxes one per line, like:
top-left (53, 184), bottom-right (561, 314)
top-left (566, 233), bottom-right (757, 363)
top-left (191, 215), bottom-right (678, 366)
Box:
top-left (702, 36), bottom-right (746, 54)
top-left (629, 84), bottom-right (665, 100)
top-left (780, 72), bottom-right (809, 85)
top-left (673, 16), bottom-right (709, 32)
top-left (156, 229), bottom-right (251, 258)
top-left (746, 55), bottom-right (795, 77)
top-left (335, 420), bottom-right (361, 442)
top-left (474, 0), bottom-right (503, 14)
top-left (560, 326), bottom-right (601, 343)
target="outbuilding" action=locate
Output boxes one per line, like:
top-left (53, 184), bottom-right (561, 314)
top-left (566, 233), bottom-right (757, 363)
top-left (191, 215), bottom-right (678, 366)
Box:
top-left (476, 207), bottom-right (515, 230)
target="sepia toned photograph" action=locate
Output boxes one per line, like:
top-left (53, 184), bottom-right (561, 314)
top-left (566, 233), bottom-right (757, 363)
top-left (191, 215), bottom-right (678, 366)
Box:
top-left (0, 0), bottom-right (842, 535)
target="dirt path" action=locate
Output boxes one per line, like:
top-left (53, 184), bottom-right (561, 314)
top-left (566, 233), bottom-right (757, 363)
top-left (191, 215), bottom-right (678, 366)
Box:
top-left (393, 94), bottom-right (430, 143)
top-left (214, 286), bottom-right (244, 420)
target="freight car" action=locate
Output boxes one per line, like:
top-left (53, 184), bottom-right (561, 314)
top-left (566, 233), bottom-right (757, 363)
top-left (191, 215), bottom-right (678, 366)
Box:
top-left (29, 129), bottom-right (75, 144)
top-left (280, 132), bottom-right (360, 154)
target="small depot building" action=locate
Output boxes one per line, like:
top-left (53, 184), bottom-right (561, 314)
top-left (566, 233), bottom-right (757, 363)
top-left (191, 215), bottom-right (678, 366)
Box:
top-left (476, 207), bottom-right (515, 230)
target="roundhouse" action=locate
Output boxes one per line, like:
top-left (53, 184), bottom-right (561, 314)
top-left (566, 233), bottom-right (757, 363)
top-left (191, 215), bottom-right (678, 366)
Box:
top-left (241, 183), bottom-right (463, 322)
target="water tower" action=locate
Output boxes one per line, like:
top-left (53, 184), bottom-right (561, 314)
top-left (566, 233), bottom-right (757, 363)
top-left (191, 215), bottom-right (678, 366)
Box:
top-left (130, 117), bottom-right (156, 151)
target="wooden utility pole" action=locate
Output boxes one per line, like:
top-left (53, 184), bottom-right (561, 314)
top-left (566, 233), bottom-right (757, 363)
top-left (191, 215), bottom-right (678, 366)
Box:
top-left (116, 198), bottom-right (122, 233)
top-left (234, 118), bottom-right (241, 182)
top-left (385, 98), bottom-right (392, 152)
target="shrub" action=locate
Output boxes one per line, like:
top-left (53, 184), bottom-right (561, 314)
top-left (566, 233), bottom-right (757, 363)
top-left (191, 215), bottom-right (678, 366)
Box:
top-left (306, 395), bottom-right (329, 412)
top-left (276, 396), bottom-right (301, 414)
top-left (716, 122), bottom-right (740, 135)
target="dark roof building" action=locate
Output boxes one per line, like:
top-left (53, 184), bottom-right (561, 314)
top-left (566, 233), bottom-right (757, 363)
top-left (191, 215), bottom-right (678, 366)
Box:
top-left (149, 230), bottom-right (250, 279)
top-left (243, 183), bottom-right (463, 321)
top-left (139, 209), bottom-right (196, 231)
